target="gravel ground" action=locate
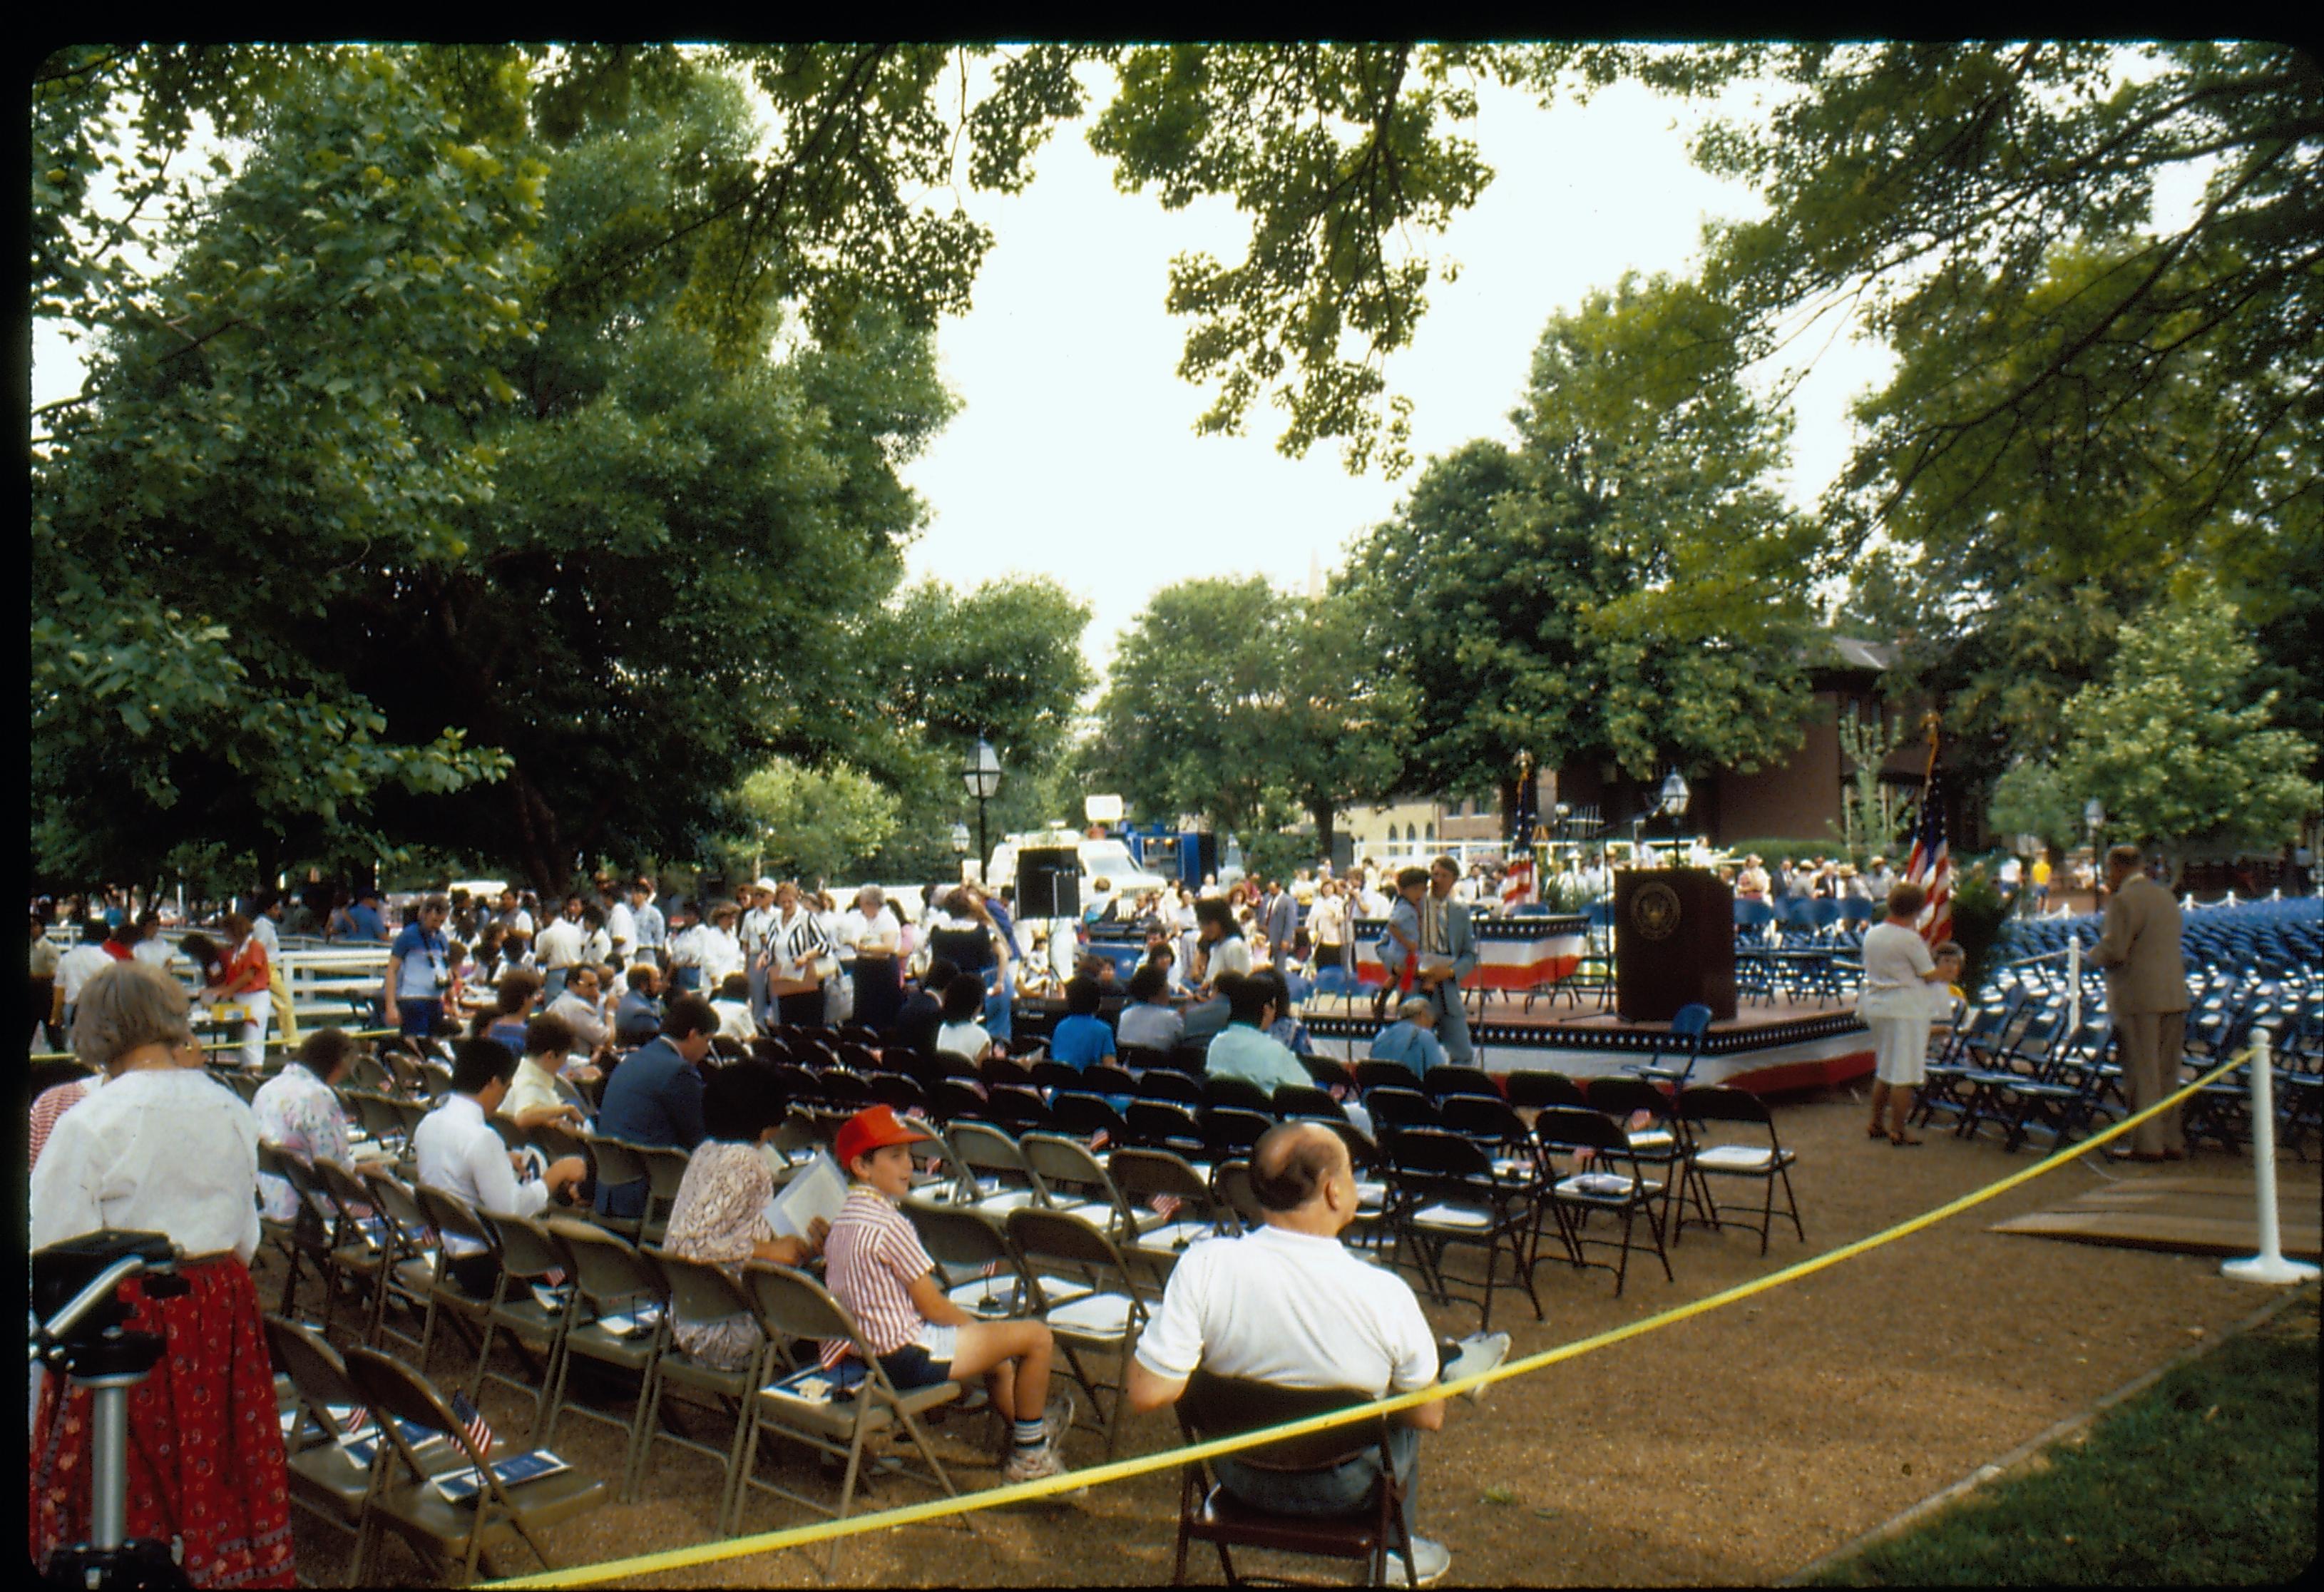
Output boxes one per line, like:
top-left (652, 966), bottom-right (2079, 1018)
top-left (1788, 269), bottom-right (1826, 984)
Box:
top-left (284, 1091), bottom-right (2310, 1588)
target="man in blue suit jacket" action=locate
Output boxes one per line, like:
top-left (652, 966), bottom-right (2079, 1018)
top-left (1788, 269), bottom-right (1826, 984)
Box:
top-left (1417, 857), bottom-right (1479, 1067)
top-left (593, 994), bottom-right (716, 1218)
top-left (1260, 878), bottom-right (1298, 976)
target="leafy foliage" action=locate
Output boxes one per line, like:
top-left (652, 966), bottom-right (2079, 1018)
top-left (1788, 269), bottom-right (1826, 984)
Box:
top-left (1340, 275), bottom-right (1821, 807)
top-left (720, 759), bottom-right (901, 887)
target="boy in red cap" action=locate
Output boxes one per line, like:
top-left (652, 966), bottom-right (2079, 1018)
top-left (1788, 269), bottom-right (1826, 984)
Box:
top-left (824, 1105), bottom-right (1077, 1484)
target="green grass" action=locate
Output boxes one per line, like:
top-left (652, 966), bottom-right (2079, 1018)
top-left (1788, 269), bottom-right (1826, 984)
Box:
top-left (1808, 1292), bottom-right (2319, 1586)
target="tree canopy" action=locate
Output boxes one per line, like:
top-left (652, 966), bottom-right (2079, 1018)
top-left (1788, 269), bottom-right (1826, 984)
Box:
top-left (1339, 274), bottom-right (1821, 810)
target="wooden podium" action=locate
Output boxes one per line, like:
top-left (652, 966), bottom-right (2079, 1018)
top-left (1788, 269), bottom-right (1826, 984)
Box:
top-left (1614, 869), bottom-right (1737, 1023)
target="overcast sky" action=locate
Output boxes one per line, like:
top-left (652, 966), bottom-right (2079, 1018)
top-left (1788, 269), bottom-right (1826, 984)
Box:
top-left (898, 69), bottom-right (1895, 673)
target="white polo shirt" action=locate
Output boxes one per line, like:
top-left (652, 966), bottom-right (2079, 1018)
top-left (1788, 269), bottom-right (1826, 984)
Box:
top-left (1134, 1223), bottom-right (1436, 1398)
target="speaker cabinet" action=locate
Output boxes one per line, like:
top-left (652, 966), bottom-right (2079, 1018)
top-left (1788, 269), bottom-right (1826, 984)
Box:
top-left (1015, 848), bottom-right (1082, 919)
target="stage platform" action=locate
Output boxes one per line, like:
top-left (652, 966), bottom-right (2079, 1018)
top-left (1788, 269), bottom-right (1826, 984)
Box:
top-left (1301, 994), bottom-right (1875, 1096)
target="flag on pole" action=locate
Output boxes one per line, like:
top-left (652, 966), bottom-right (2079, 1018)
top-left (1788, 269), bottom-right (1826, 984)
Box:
top-left (1904, 748), bottom-right (1952, 946)
top-left (1501, 755), bottom-right (1538, 912)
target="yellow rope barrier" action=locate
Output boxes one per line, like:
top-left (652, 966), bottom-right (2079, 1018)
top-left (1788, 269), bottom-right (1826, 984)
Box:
top-left (29, 1029), bottom-right (401, 1066)
top-left (481, 1048), bottom-right (2257, 1588)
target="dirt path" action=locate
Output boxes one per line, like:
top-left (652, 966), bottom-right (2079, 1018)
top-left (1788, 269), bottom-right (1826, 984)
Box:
top-left (295, 1092), bottom-right (2310, 1587)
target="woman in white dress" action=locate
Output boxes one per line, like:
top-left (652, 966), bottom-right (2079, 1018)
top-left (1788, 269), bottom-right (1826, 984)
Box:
top-left (1856, 882), bottom-right (1963, 1145)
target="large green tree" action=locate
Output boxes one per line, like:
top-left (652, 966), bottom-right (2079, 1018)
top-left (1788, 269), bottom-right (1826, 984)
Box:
top-left (1085, 580), bottom-right (1409, 859)
top-left (1990, 583), bottom-right (2317, 862)
top-left (1341, 274), bottom-right (1821, 812)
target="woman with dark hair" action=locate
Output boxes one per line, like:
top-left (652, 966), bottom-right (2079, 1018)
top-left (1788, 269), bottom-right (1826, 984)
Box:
top-left (31, 961), bottom-right (294, 1588)
top-left (935, 971), bottom-right (1000, 1063)
top-left (661, 1060), bottom-right (823, 1369)
top-left (1193, 896), bottom-right (1250, 995)
top-left (470, 969), bottom-right (545, 1056)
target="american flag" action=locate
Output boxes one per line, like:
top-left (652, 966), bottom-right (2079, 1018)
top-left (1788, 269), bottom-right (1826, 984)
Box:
top-left (1147, 1193), bottom-right (1184, 1221)
top-left (449, 1390), bottom-right (496, 1456)
top-left (1501, 756), bottom-right (1539, 912)
top-left (1904, 760), bottom-right (1952, 945)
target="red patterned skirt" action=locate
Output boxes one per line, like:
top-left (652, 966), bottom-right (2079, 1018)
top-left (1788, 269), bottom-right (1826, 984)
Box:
top-left (30, 1255), bottom-right (295, 1589)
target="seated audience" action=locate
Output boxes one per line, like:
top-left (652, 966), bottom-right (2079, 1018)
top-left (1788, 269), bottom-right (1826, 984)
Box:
top-left (546, 962), bottom-right (611, 1052)
top-left (471, 968), bottom-right (545, 1056)
top-left (593, 994), bottom-right (717, 1220)
top-left (1116, 962), bottom-right (1185, 1052)
top-left (614, 962), bottom-right (665, 1045)
top-left (1048, 976), bottom-right (1117, 1071)
top-left (1368, 996), bottom-right (1448, 1079)
top-left (1203, 972), bottom-right (1310, 1093)
top-left (503, 1014), bottom-right (588, 1131)
top-left (710, 971), bottom-right (759, 1041)
top-left (252, 1028), bottom-right (364, 1223)
top-left (934, 971), bottom-right (1000, 1064)
top-left (892, 959), bottom-right (954, 1054)
top-left (413, 1039), bottom-right (588, 1295)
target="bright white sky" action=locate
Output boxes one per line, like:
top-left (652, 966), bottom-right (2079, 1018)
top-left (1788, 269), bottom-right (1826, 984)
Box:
top-left (898, 68), bottom-right (1895, 673)
top-left (31, 58), bottom-right (1903, 678)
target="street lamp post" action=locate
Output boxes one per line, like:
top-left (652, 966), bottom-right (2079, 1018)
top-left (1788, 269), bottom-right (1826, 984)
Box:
top-left (959, 739), bottom-right (1003, 885)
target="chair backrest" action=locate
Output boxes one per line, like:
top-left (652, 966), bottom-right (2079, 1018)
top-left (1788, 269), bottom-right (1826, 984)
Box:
top-left (1125, 1098), bottom-right (1204, 1153)
top-left (929, 1078), bottom-right (989, 1124)
top-left (1363, 1087), bottom-right (1440, 1131)
top-left (904, 1200), bottom-right (1015, 1273)
top-left (871, 1073), bottom-right (932, 1116)
top-left (361, 1168), bottom-right (434, 1252)
top-left (742, 1263), bottom-right (867, 1357)
top-left (1177, 1367), bottom-right (1385, 1471)
top-left (1674, 1084), bottom-right (1773, 1128)
top-left (415, 1183), bottom-right (496, 1260)
top-left (1671, 1004), bottom-right (1713, 1040)
top-left (544, 1216), bottom-right (662, 1308)
top-left (341, 1344), bottom-right (491, 1476)
top-left (1504, 1071), bottom-right (1588, 1111)
top-left (488, 1113), bottom-right (528, 1150)
top-left (1107, 1147), bottom-right (1211, 1207)
top-left (819, 1069), bottom-right (878, 1107)
top-left (485, 1208), bottom-right (568, 1282)
top-left (1532, 1105), bottom-right (1628, 1157)
top-left (1271, 1083), bottom-right (1343, 1121)
top-left (646, 1246), bottom-right (757, 1329)
top-left (1354, 1060), bottom-right (1418, 1096)
top-left (264, 1313), bottom-right (366, 1439)
top-left (1202, 1074), bottom-right (1274, 1114)
top-left (639, 1144), bottom-right (692, 1203)
top-left (585, 1132), bottom-right (650, 1191)
top-left (1585, 1075), bottom-right (1669, 1123)
top-left (1020, 1131), bottom-right (1110, 1197)
top-left (392, 1098), bottom-right (432, 1141)
top-left (946, 1119), bottom-right (1030, 1179)
top-left (1084, 1064), bottom-right (1140, 1096)
top-left (1031, 1060), bottom-right (1085, 1093)
top-left (352, 1091), bottom-right (406, 1145)
top-left (980, 1053), bottom-right (1035, 1090)
top-left (1302, 1056), bottom-right (1358, 1093)
top-left (1437, 1093), bottom-right (1528, 1147)
top-left (1137, 1069), bottom-right (1203, 1106)
top-left (1422, 1065), bottom-right (1499, 1102)
top-left (1116, 1044), bottom-right (1171, 1075)
top-left (1201, 1106), bottom-right (1274, 1158)
top-left (312, 1157), bottom-right (375, 1225)
top-left (1005, 1205), bottom-right (1139, 1303)
top-left (1379, 1125), bottom-right (1493, 1182)
top-left (1212, 1160), bottom-right (1264, 1228)
top-left (1048, 1092), bottom-right (1130, 1143)
top-left (983, 1085), bottom-right (1054, 1135)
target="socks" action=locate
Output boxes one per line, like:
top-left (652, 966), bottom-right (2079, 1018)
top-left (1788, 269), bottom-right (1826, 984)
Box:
top-left (1012, 1415), bottom-right (1046, 1452)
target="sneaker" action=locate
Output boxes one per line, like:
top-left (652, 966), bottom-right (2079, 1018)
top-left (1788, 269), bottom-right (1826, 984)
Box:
top-left (1041, 1388), bottom-right (1077, 1447)
top-left (1439, 1331), bottom-right (1511, 1404)
top-left (1000, 1443), bottom-right (1085, 1495)
top-left (1380, 1535), bottom-right (1451, 1586)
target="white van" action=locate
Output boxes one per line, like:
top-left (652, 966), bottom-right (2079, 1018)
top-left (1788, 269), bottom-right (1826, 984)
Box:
top-left (985, 831), bottom-right (1170, 907)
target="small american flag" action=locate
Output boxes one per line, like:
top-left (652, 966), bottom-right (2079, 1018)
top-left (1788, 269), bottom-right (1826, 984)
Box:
top-left (1088, 1128), bottom-right (1110, 1152)
top-left (449, 1390), bottom-right (496, 1455)
top-left (1147, 1193), bottom-right (1184, 1221)
top-left (336, 1404), bottom-right (371, 1438)
top-left (1905, 758), bottom-right (1952, 945)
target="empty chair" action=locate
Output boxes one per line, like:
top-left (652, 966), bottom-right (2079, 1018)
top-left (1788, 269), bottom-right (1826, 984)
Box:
top-left (1021, 1131), bottom-right (1162, 1242)
top-left (1127, 1098), bottom-right (1207, 1159)
top-left (1504, 1071), bottom-right (1588, 1113)
top-left (871, 1072), bottom-right (932, 1116)
top-left (267, 1313), bottom-right (455, 1553)
top-left (1363, 1088), bottom-right (1442, 1133)
top-left (1032, 1059), bottom-right (1086, 1093)
top-left (342, 1343), bottom-right (607, 1587)
top-left (983, 1084), bottom-right (1055, 1137)
top-left (1202, 1074), bottom-right (1276, 1115)
top-left (538, 1217), bottom-right (665, 1501)
top-left (928, 1076), bottom-right (990, 1124)
top-left (1354, 1059), bottom-right (1421, 1096)
top-left (1272, 1083), bottom-right (1346, 1122)
top-left (817, 1068), bottom-right (878, 1108)
top-left (1049, 1091), bottom-right (1132, 1145)
top-left (1303, 1055), bottom-right (1358, 1093)
top-left (1108, 1146), bottom-right (1230, 1275)
top-left (936, 1119), bottom-right (1043, 1215)
top-left (1673, 1086), bottom-right (1803, 1255)
top-left (1005, 1206), bottom-right (1150, 1460)
top-left (1421, 1065), bottom-right (1499, 1103)
top-left (905, 1199), bottom-right (1039, 1319)
top-left (1201, 1106), bottom-right (1274, 1162)
top-left (1530, 1107), bottom-right (1672, 1297)
top-left (640, 1249), bottom-right (778, 1536)
top-left (1376, 1126), bottom-right (1542, 1332)
top-left (1138, 1068), bottom-right (1204, 1107)
top-left (1629, 1004), bottom-right (1713, 1088)
top-left (1083, 1063), bottom-right (1140, 1098)
top-left (980, 1053), bottom-right (1036, 1090)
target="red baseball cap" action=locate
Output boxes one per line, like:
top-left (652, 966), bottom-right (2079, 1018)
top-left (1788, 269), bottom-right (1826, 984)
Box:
top-left (834, 1104), bottom-right (933, 1173)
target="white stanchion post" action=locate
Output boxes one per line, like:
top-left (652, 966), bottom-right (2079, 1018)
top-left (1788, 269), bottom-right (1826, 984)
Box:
top-left (2067, 935), bottom-right (2081, 1036)
top-left (2222, 1029), bottom-right (2320, 1285)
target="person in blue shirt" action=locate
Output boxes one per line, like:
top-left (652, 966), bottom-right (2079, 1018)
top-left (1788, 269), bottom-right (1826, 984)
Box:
top-left (967, 884), bottom-right (1020, 1045)
top-left (343, 887), bottom-right (390, 943)
top-left (1367, 996), bottom-right (1448, 1079)
top-left (384, 894), bottom-right (452, 1037)
top-left (593, 993), bottom-right (716, 1219)
top-left (1047, 976), bottom-right (1117, 1071)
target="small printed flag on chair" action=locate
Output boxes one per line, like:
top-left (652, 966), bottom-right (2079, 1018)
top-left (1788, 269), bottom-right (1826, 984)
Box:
top-left (449, 1390), bottom-right (495, 1455)
top-left (1147, 1193), bottom-right (1184, 1221)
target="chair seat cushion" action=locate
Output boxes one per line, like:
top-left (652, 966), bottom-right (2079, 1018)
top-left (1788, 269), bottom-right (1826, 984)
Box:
top-left (1557, 1172), bottom-right (1655, 1200)
top-left (1133, 1219), bottom-right (1218, 1256)
top-left (1410, 1202), bottom-right (1494, 1230)
top-left (758, 1371), bottom-right (958, 1437)
top-left (367, 1462), bottom-right (607, 1548)
top-left (1692, 1145), bottom-right (1790, 1172)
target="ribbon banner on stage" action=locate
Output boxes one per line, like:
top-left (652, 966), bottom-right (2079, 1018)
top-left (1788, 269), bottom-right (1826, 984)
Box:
top-left (1352, 916), bottom-right (1584, 993)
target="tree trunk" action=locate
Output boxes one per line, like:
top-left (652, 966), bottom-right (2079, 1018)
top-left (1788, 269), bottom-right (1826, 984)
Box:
top-left (1309, 801), bottom-right (1337, 867)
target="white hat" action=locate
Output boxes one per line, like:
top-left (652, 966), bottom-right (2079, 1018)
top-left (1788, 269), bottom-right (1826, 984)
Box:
top-left (753, 876), bottom-right (780, 894)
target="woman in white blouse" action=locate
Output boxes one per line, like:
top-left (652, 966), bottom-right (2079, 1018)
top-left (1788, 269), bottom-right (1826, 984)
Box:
top-left (29, 960), bottom-right (295, 1588)
top-left (1856, 882), bottom-right (1964, 1145)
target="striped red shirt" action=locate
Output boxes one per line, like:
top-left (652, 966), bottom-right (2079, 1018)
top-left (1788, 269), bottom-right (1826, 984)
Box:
top-left (819, 1186), bottom-right (936, 1368)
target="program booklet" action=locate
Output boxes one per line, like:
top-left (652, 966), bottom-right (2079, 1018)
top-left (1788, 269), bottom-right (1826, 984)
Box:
top-left (429, 1449), bottom-right (570, 1502)
top-left (763, 1150), bottom-right (847, 1242)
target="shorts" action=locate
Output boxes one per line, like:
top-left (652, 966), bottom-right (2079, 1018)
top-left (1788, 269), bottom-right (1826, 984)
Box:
top-left (835, 1322), bottom-right (958, 1394)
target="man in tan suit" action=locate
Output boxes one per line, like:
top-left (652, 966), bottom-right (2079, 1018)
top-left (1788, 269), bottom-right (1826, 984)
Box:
top-left (2088, 844), bottom-right (2190, 1160)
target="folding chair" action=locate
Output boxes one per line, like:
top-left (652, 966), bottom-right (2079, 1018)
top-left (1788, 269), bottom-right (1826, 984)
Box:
top-left (637, 1144), bottom-right (693, 1244)
top-left (265, 1313), bottom-right (463, 1558)
top-left (640, 1250), bottom-right (779, 1537)
top-left (871, 1071), bottom-right (932, 1117)
top-left (1021, 1130), bottom-right (1164, 1241)
top-left (312, 1157), bottom-right (393, 1342)
top-left (1271, 1082), bottom-right (1346, 1122)
top-left (342, 1344), bottom-right (607, 1587)
top-left (1376, 1126), bottom-right (1542, 1332)
top-left (1138, 1068), bottom-right (1204, 1107)
top-left (362, 1169), bottom-right (444, 1359)
top-left (1108, 1147), bottom-right (1232, 1285)
top-left (983, 1084), bottom-right (1055, 1136)
top-left (1629, 1003), bottom-right (1712, 1088)
top-left (579, 1133), bottom-right (648, 1240)
top-left (1127, 1098), bottom-right (1207, 1159)
top-left (1672, 1087), bottom-right (1803, 1255)
top-left (1005, 1206), bottom-right (1150, 1459)
top-left (736, 1265), bottom-right (964, 1577)
top-left (1049, 1091), bottom-right (1132, 1144)
top-left (537, 1218), bottom-right (664, 1502)
top-left (1363, 1088), bottom-right (1443, 1133)
top-left (1421, 1065), bottom-right (1499, 1103)
top-left (475, 1210), bottom-right (577, 1437)
top-left (1201, 1106), bottom-right (1275, 1163)
top-left (257, 1142), bottom-right (339, 1320)
top-left (1530, 1106), bottom-right (1672, 1297)
top-left (1355, 1060), bottom-right (1421, 1096)
top-left (1084, 1063), bottom-right (1141, 1098)
top-left (1212, 1159), bottom-right (1266, 1231)
top-left (1169, 1369), bottom-right (1418, 1588)
top-left (904, 1198), bottom-right (1042, 1322)
top-left (931, 1119), bottom-right (1043, 1215)
top-left (1504, 1071), bottom-right (1588, 1113)
top-left (1202, 1074), bottom-right (1275, 1114)
top-left (1583, 1074), bottom-right (1703, 1243)
top-left (411, 1187), bottom-right (508, 1395)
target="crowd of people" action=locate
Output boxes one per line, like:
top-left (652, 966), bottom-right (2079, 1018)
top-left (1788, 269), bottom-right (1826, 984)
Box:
top-left (27, 856), bottom-right (1517, 1585)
